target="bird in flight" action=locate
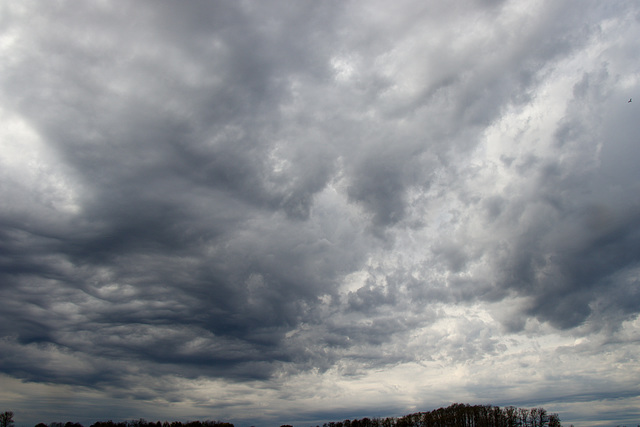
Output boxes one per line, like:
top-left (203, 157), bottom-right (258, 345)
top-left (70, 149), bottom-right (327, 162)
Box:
top-left (629, 98), bottom-right (632, 103)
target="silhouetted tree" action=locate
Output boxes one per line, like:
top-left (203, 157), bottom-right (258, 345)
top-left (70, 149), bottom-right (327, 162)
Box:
top-left (548, 414), bottom-right (561, 427)
top-left (518, 408), bottom-right (531, 427)
top-left (503, 406), bottom-right (518, 427)
top-left (530, 408), bottom-right (548, 427)
top-left (0, 412), bottom-right (14, 427)
top-left (320, 403), bottom-right (561, 427)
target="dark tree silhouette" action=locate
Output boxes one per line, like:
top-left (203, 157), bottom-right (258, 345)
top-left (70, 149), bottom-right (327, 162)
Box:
top-left (30, 403), bottom-right (561, 427)
top-left (322, 403), bottom-right (562, 427)
top-left (0, 412), bottom-right (14, 427)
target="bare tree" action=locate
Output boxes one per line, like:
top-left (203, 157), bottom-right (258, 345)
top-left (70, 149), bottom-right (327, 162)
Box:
top-left (0, 412), bottom-right (14, 427)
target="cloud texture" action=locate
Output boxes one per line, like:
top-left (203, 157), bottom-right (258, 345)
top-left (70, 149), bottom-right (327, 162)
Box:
top-left (1, 1), bottom-right (640, 425)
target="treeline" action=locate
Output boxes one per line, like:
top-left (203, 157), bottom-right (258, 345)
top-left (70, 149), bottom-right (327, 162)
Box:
top-left (319, 403), bottom-right (562, 427)
top-left (34, 420), bottom-right (233, 427)
top-left (4, 403), bottom-right (562, 427)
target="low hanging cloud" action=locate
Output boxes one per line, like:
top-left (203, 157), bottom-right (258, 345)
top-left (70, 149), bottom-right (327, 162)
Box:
top-left (1, 1), bottom-right (640, 426)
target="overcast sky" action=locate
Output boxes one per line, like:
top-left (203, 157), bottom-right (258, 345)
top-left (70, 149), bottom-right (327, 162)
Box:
top-left (1, 1), bottom-right (640, 426)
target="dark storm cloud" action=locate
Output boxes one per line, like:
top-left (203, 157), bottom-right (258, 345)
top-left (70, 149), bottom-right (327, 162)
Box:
top-left (2, 1), bottom-right (640, 425)
top-left (0, 0), bottom-right (362, 387)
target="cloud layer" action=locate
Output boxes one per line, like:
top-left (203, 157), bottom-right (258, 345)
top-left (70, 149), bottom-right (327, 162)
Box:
top-left (2, 1), bottom-right (640, 425)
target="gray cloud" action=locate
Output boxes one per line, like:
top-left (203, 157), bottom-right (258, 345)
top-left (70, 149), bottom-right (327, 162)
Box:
top-left (2, 1), bottom-right (640, 426)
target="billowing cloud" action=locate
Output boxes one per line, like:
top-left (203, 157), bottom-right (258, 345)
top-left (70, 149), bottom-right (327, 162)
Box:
top-left (1, 1), bottom-right (640, 426)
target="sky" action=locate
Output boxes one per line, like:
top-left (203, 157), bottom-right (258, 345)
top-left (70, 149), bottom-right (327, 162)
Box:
top-left (1, 1), bottom-right (640, 426)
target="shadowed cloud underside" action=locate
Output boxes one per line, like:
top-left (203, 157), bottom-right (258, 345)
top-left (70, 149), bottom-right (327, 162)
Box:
top-left (1, 1), bottom-right (640, 426)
